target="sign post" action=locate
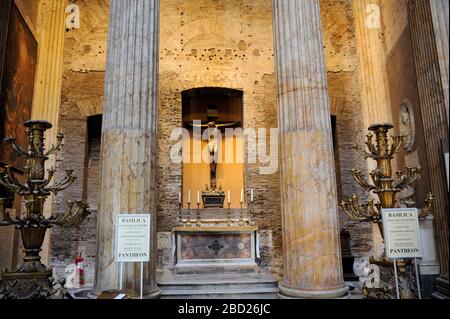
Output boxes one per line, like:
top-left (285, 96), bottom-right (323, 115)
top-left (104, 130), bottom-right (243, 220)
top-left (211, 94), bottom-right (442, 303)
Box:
top-left (115, 214), bottom-right (151, 299)
top-left (393, 260), bottom-right (400, 299)
top-left (382, 208), bottom-right (423, 299)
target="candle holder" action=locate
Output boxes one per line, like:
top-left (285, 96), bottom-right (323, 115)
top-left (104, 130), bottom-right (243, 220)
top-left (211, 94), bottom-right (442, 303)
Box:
top-left (185, 203), bottom-right (192, 227)
top-left (0, 120), bottom-right (90, 299)
top-left (177, 201), bottom-right (183, 226)
top-left (340, 124), bottom-right (433, 224)
top-left (339, 123), bottom-right (434, 299)
top-left (196, 202), bottom-right (201, 227)
top-left (227, 202), bottom-right (232, 226)
top-left (249, 190), bottom-right (254, 225)
top-left (239, 202), bottom-right (245, 226)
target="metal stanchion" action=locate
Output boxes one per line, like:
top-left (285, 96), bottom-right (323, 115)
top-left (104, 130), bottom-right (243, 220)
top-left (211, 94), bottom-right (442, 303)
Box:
top-left (393, 259), bottom-right (400, 299)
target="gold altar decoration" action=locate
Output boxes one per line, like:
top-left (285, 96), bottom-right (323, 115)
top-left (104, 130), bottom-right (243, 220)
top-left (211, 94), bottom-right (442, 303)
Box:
top-left (0, 120), bottom-right (90, 299)
top-left (339, 123), bottom-right (433, 299)
top-left (173, 225), bottom-right (258, 232)
top-left (340, 124), bottom-right (433, 223)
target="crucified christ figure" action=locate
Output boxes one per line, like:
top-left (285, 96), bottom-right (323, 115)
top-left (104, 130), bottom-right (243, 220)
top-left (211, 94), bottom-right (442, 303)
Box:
top-left (186, 119), bottom-right (240, 191)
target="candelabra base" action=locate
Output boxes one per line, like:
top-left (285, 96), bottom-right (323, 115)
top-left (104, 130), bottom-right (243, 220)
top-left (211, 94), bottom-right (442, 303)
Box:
top-left (0, 270), bottom-right (58, 299)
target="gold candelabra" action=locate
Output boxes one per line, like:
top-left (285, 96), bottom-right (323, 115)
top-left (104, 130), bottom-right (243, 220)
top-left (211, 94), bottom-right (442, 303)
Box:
top-left (0, 120), bottom-right (90, 274)
top-left (339, 123), bottom-right (433, 299)
top-left (339, 124), bottom-right (433, 226)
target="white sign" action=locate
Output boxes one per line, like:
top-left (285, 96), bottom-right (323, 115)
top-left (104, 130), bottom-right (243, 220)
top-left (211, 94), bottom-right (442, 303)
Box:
top-left (382, 208), bottom-right (423, 259)
top-left (115, 214), bottom-right (151, 262)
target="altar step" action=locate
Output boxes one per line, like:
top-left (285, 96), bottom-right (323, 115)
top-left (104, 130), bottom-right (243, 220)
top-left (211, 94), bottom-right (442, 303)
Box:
top-left (158, 272), bottom-right (279, 299)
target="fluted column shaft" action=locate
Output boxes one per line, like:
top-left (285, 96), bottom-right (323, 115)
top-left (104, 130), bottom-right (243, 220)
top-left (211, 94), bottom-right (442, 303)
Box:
top-left (353, 0), bottom-right (393, 128)
top-left (429, 0), bottom-right (449, 127)
top-left (352, 0), bottom-right (393, 255)
top-left (92, 0), bottom-right (160, 298)
top-left (408, 0), bottom-right (449, 285)
top-left (31, 0), bottom-right (67, 265)
top-left (272, 0), bottom-right (348, 299)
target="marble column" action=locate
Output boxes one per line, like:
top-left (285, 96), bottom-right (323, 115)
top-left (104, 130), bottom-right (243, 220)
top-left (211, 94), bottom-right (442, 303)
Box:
top-left (352, 0), bottom-right (393, 256)
top-left (353, 0), bottom-right (393, 129)
top-left (91, 0), bottom-right (160, 298)
top-left (408, 0), bottom-right (449, 297)
top-left (31, 0), bottom-right (67, 265)
top-left (272, 0), bottom-right (348, 299)
top-left (429, 0), bottom-right (449, 127)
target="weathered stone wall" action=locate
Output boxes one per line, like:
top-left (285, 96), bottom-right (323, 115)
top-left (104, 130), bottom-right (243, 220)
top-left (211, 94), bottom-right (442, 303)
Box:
top-left (321, 0), bottom-right (373, 258)
top-left (383, 0), bottom-right (432, 210)
top-left (157, 0), bottom-right (282, 277)
top-left (49, 0), bottom-right (108, 284)
top-left (47, 0), bottom-right (380, 282)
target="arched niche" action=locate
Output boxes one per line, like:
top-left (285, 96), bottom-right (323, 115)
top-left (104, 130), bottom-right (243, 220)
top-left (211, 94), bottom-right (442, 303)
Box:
top-left (181, 87), bottom-right (245, 209)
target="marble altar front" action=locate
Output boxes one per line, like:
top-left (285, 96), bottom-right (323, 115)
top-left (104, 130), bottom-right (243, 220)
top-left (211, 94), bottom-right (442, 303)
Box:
top-left (174, 208), bottom-right (259, 274)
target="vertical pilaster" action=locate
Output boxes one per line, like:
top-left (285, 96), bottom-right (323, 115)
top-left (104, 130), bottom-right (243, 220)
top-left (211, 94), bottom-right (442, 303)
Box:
top-left (272, 0), bottom-right (348, 299)
top-left (31, 0), bottom-right (67, 265)
top-left (408, 0), bottom-right (449, 297)
top-left (353, 0), bottom-right (393, 129)
top-left (429, 0), bottom-right (449, 127)
top-left (92, 0), bottom-right (160, 298)
top-left (352, 0), bottom-right (393, 256)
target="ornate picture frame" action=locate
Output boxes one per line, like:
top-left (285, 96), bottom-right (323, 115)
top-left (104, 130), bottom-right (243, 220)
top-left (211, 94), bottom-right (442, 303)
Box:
top-left (0, 0), bottom-right (37, 172)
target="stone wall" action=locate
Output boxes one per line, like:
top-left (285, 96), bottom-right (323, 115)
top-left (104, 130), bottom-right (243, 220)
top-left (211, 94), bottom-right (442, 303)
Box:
top-left (321, 0), bottom-right (373, 258)
top-left (382, 0), bottom-right (432, 208)
top-left (157, 0), bottom-right (282, 277)
top-left (47, 0), bottom-right (379, 282)
top-left (49, 0), bottom-right (108, 284)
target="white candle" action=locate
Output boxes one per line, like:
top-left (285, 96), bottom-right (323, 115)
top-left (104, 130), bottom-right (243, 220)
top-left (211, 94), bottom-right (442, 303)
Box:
top-left (251, 189), bottom-right (254, 203)
top-left (240, 189), bottom-right (244, 203)
top-left (179, 192), bottom-right (181, 204)
top-left (197, 190), bottom-right (200, 204)
top-left (188, 190), bottom-right (191, 204)
top-left (228, 190), bottom-right (231, 204)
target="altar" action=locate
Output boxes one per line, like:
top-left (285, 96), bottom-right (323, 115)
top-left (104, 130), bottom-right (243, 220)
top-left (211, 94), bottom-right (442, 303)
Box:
top-left (173, 209), bottom-right (259, 274)
top-left (173, 89), bottom-right (262, 275)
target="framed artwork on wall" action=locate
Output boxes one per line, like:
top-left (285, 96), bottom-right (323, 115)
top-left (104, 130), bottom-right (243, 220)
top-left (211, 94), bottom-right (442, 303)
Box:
top-left (0, 0), bottom-right (37, 172)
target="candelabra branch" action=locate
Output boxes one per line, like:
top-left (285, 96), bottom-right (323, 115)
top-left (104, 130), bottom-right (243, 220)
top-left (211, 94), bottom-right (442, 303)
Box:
top-left (3, 137), bottom-right (28, 157)
top-left (49, 201), bottom-right (90, 228)
top-left (44, 132), bottom-right (64, 157)
top-left (0, 198), bottom-right (15, 225)
top-left (6, 166), bottom-right (27, 191)
top-left (393, 167), bottom-right (422, 190)
top-left (340, 195), bottom-right (382, 224)
top-left (0, 120), bottom-right (90, 275)
top-left (351, 169), bottom-right (376, 191)
top-left (0, 169), bottom-right (26, 193)
top-left (418, 193), bottom-right (434, 219)
top-left (340, 198), bottom-right (369, 222)
top-left (41, 168), bottom-right (56, 188)
top-left (365, 134), bottom-right (378, 157)
top-left (353, 143), bottom-right (374, 160)
top-left (389, 136), bottom-right (404, 157)
top-left (45, 170), bottom-right (76, 194)
top-left (340, 124), bottom-right (434, 299)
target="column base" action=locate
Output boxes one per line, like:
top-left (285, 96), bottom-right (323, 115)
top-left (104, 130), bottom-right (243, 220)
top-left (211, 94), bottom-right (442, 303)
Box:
top-left (431, 277), bottom-right (449, 299)
top-left (141, 287), bottom-right (161, 299)
top-left (87, 286), bottom-right (161, 299)
top-left (87, 290), bottom-right (101, 300)
top-left (278, 282), bottom-right (350, 299)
